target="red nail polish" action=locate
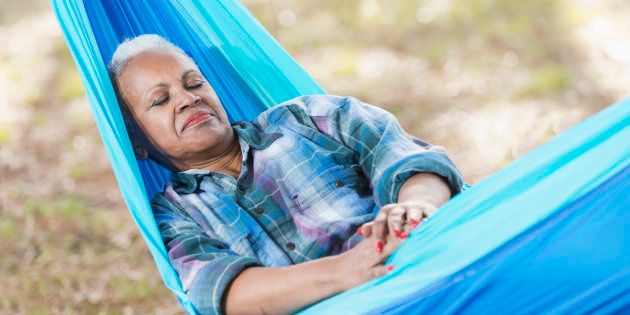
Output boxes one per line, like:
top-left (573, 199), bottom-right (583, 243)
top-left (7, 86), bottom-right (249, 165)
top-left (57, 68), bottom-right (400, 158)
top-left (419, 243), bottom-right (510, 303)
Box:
top-left (376, 240), bottom-right (383, 252)
top-left (412, 220), bottom-right (421, 229)
top-left (392, 228), bottom-right (401, 237)
top-left (400, 232), bottom-right (409, 239)
top-left (410, 219), bottom-right (419, 226)
top-left (386, 265), bottom-right (394, 271)
top-left (357, 227), bottom-right (363, 236)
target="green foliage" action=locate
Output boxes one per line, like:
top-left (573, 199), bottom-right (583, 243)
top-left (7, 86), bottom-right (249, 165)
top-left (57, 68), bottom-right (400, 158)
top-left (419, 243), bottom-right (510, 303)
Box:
top-left (58, 67), bottom-right (85, 101)
top-left (524, 64), bottom-right (572, 96)
top-left (69, 162), bottom-right (91, 180)
top-left (32, 112), bottom-right (49, 127)
top-left (0, 218), bottom-right (18, 241)
top-left (56, 197), bottom-right (89, 219)
top-left (1, 0), bottom-right (622, 313)
top-left (53, 39), bottom-right (85, 102)
top-left (331, 48), bottom-right (358, 76)
top-left (24, 196), bottom-right (89, 219)
top-left (0, 123), bottom-right (10, 145)
top-left (25, 198), bottom-right (55, 215)
top-left (112, 277), bottom-right (152, 301)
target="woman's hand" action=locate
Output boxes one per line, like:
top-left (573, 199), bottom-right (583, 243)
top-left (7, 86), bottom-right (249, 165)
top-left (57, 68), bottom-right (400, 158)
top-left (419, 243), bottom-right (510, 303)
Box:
top-left (358, 200), bottom-right (437, 252)
top-left (332, 201), bottom-right (438, 292)
top-left (333, 232), bottom-right (396, 291)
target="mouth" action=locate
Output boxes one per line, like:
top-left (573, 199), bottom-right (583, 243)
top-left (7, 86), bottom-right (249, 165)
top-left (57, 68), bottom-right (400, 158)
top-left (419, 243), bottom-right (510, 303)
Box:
top-left (182, 111), bottom-right (214, 131)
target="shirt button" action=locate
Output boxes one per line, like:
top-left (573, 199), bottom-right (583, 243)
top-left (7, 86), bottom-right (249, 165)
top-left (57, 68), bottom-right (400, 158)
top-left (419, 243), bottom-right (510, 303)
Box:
top-left (335, 179), bottom-right (345, 187)
top-left (285, 242), bottom-right (296, 250)
top-left (254, 207), bottom-right (264, 214)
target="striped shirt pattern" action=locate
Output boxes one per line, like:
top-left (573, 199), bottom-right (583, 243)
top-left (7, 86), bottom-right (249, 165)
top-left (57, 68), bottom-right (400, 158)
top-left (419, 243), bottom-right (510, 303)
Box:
top-left (151, 95), bottom-right (464, 314)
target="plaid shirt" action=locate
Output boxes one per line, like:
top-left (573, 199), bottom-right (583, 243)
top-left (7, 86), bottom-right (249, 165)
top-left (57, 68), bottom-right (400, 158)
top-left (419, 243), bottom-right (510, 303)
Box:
top-left (151, 95), bottom-right (464, 314)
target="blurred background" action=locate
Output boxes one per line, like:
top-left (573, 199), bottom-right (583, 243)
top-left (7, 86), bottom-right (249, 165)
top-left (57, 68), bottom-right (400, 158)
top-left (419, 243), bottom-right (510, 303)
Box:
top-left (0, 0), bottom-right (628, 313)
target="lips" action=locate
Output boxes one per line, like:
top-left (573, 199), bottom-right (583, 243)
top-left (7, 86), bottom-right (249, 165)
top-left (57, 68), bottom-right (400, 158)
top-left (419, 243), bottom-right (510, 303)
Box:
top-left (182, 111), bottom-right (213, 131)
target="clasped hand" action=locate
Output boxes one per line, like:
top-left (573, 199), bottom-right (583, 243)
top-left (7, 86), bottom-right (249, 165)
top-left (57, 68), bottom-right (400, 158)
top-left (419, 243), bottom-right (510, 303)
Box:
top-left (358, 200), bottom-right (436, 253)
top-left (334, 200), bottom-right (437, 291)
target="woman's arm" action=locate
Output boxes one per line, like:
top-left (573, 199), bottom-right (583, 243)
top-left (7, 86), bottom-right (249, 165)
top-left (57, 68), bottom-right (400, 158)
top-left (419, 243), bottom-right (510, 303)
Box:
top-left (397, 172), bottom-right (452, 209)
top-left (153, 192), bottom-right (397, 315)
top-left (361, 172), bottom-right (453, 248)
top-left (281, 95), bottom-right (464, 209)
top-left (223, 234), bottom-right (396, 315)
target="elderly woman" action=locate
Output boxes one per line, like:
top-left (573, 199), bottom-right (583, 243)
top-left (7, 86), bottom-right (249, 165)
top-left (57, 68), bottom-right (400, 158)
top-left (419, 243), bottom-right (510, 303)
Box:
top-left (108, 34), bottom-right (464, 315)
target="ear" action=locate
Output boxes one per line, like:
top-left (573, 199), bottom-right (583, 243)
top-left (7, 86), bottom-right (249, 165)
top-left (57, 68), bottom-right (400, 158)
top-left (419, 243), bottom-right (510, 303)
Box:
top-left (132, 143), bottom-right (150, 160)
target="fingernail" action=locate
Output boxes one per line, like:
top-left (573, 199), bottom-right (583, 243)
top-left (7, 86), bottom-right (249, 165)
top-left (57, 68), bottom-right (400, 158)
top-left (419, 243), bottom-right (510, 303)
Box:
top-left (409, 218), bottom-right (419, 226)
top-left (386, 265), bottom-right (394, 271)
top-left (392, 228), bottom-right (401, 237)
top-left (375, 240), bottom-right (383, 252)
top-left (357, 227), bottom-right (363, 236)
top-left (400, 232), bottom-right (408, 239)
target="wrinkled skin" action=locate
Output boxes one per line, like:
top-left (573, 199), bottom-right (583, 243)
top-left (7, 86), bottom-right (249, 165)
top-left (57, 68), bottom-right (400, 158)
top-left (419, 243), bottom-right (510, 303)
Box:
top-left (116, 50), bottom-right (241, 173)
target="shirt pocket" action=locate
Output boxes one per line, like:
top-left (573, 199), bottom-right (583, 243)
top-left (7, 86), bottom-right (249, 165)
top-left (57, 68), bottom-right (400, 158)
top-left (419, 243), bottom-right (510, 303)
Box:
top-left (289, 164), bottom-right (372, 219)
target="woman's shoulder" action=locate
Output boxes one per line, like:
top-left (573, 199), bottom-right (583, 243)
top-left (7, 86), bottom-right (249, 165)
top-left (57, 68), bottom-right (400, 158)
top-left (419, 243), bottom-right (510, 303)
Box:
top-left (149, 184), bottom-right (189, 217)
top-left (251, 94), bottom-right (352, 128)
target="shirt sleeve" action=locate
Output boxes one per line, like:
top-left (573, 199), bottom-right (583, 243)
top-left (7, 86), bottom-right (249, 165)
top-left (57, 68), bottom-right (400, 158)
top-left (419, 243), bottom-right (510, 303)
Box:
top-left (151, 194), bottom-right (262, 315)
top-left (284, 95), bottom-right (465, 207)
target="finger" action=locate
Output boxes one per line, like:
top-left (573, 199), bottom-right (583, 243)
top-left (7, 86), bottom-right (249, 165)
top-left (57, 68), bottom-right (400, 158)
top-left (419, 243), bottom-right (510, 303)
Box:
top-left (403, 206), bottom-right (433, 238)
top-left (407, 206), bottom-right (423, 228)
top-left (401, 221), bottom-right (413, 239)
top-left (369, 264), bottom-right (394, 279)
top-left (372, 210), bottom-right (390, 252)
top-left (387, 206), bottom-right (406, 239)
top-left (357, 222), bottom-right (373, 238)
top-left (382, 237), bottom-right (401, 256)
top-left (393, 206), bottom-right (417, 239)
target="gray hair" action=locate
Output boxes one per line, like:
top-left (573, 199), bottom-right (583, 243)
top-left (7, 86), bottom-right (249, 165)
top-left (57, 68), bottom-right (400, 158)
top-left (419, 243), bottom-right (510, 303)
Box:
top-left (108, 34), bottom-right (193, 81)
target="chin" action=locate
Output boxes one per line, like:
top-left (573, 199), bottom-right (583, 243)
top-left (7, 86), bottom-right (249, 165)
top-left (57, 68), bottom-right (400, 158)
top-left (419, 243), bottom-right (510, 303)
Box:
top-left (186, 137), bottom-right (220, 153)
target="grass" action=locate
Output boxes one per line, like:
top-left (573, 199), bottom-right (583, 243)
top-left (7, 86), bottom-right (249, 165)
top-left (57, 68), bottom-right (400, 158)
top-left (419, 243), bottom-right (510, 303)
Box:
top-left (0, 0), bottom-right (626, 313)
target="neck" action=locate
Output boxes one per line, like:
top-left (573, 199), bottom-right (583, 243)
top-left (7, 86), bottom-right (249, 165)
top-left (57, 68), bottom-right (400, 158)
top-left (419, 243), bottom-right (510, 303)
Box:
top-left (176, 134), bottom-right (243, 179)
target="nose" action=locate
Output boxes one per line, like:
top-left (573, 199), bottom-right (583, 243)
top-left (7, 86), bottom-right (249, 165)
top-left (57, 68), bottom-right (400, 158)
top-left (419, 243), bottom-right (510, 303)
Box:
top-left (175, 89), bottom-right (201, 113)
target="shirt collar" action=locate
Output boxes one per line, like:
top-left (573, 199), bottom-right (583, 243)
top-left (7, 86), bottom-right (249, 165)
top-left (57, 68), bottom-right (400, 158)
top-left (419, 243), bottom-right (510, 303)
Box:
top-left (169, 121), bottom-right (283, 194)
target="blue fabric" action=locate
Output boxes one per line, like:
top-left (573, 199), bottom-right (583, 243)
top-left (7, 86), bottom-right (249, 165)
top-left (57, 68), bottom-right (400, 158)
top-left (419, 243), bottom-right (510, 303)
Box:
top-left (300, 99), bottom-right (630, 314)
top-left (52, 0), bottom-right (322, 313)
top-left (51, 0), bottom-right (629, 313)
top-left (151, 95), bottom-right (465, 313)
top-left (371, 165), bottom-right (629, 314)
top-left (82, 0), bottom-right (325, 198)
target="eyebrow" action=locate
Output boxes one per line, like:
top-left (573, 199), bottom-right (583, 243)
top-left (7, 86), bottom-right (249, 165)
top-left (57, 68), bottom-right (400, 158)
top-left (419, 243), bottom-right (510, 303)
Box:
top-left (181, 69), bottom-right (199, 79)
top-left (146, 82), bottom-right (167, 100)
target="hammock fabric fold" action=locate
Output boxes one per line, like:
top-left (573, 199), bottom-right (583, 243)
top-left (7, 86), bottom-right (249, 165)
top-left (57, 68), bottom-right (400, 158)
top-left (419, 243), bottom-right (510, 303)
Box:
top-left (52, 0), bottom-right (629, 314)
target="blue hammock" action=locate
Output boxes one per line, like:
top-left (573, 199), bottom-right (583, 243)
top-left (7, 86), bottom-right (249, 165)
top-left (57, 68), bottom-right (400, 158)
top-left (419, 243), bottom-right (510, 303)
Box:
top-left (51, 0), bottom-right (630, 314)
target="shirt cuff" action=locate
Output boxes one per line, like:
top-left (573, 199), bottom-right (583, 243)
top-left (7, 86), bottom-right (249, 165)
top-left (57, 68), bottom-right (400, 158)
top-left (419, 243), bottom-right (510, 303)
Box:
top-left (376, 151), bottom-right (465, 206)
top-left (189, 256), bottom-right (262, 315)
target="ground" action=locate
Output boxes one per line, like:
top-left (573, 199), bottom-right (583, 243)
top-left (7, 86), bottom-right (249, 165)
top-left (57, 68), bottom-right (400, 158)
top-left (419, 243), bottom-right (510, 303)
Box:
top-left (0, 0), bottom-right (627, 313)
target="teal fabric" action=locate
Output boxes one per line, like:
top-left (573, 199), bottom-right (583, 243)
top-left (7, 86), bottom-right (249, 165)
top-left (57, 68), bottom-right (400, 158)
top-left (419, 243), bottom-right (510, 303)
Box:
top-left (152, 94), bottom-right (465, 314)
top-left (51, 0), bottom-right (322, 313)
top-left (51, 0), bottom-right (629, 314)
top-left (300, 98), bottom-right (630, 314)
top-left (81, 0), bottom-right (325, 198)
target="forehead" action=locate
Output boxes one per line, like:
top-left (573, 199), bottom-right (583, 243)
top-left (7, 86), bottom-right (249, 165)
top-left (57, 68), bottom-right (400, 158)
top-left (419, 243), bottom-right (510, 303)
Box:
top-left (119, 49), bottom-right (200, 85)
top-left (117, 50), bottom-right (200, 100)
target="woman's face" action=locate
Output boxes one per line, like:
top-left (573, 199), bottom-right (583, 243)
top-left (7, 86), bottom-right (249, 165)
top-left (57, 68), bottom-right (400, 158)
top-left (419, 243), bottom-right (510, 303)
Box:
top-left (116, 50), bottom-right (233, 169)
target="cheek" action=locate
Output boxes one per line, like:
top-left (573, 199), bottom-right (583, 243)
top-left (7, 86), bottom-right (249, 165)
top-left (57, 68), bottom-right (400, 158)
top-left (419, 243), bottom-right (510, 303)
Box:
top-left (201, 89), bottom-right (226, 117)
top-left (138, 113), bottom-right (177, 147)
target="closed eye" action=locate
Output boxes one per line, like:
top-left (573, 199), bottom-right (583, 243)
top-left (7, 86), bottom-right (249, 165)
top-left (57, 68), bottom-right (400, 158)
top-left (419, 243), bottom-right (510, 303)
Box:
top-left (186, 80), bottom-right (205, 89)
top-left (151, 94), bottom-right (169, 107)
